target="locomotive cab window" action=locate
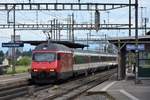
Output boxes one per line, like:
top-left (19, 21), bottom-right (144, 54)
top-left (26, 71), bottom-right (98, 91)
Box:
top-left (32, 52), bottom-right (56, 62)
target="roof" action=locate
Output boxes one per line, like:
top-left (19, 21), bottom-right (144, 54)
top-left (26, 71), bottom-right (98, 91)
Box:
top-left (146, 31), bottom-right (150, 35)
top-left (22, 40), bottom-right (88, 49)
top-left (108, 35), bottom-right (150, 45)
top-left (34, 43), bottom-right (72, 51)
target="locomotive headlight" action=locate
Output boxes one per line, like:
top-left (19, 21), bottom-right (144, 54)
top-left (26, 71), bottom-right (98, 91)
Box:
top-left (33, 69), bottom-right (38, 72)
top-left (50, 69), bottom-right (54, 72)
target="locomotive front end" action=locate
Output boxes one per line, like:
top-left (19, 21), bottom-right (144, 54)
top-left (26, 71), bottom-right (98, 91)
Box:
top-left (31, 51), bottom-right (59, 82)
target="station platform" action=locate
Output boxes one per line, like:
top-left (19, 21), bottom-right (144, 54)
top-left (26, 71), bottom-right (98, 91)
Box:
top-left (0, 73), bottom-right (30, 86)
top-left (87, 73), bottom-right (150, 100)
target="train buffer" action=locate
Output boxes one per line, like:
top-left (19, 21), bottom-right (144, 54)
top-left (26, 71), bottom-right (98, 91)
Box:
top-left (87, 73), bottom-right (150, 100)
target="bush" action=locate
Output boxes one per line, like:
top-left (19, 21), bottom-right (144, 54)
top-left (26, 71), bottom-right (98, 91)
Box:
top-left (0, 50), bottom-right (4, 64)
top-left (16, 56), bottom-right (31, 66)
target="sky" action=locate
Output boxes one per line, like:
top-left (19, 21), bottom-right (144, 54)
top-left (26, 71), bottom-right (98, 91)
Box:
top-left (0, 0), bottom-right (150, 52)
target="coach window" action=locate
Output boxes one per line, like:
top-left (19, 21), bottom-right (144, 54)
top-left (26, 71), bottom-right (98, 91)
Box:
top-left (75, 55), bottom-right (88, 64)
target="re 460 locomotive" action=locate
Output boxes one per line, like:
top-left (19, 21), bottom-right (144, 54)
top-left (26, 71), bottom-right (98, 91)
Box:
top-left (31, 42), bottom-right (117, 83)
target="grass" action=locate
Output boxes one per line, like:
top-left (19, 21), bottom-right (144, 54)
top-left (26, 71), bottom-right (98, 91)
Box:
top-left (6, 65), bottom-right (30, 74)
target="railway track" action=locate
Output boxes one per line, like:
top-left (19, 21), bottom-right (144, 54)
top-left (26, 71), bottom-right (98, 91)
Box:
top-left (0, 68), bottom-right (116, 100)
top-left (0, 79), bottom-right (53, 100)
top-left (48, 69), bottom-right (116, 100)
top-left (0, 80), bottom-right (29, 100)
top-left (15, 68), bottom-right (116, 100)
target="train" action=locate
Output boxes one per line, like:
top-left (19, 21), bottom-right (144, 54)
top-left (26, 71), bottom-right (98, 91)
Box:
top-left (31, 42), bottom-right (118, 83)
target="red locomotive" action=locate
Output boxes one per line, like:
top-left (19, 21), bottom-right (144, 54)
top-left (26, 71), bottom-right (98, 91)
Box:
top-left (31, 42), bottom-right (117, 83)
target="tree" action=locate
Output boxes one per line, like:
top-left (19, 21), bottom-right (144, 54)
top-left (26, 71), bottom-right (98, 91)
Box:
top-left (16, 49), bottom-right (22, 58)
top-left (0, 50), bottom-right (4, 64)
top-left (16, 56), bottom-right (31, 66)
top-left (22, 49), bottom-right (32, 57)
top-left (107, 44), bottom-right (114, 53)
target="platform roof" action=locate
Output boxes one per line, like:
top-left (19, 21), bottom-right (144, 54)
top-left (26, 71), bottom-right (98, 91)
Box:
top-left (108, 35), bottom-right (150, 45)
top-left (22, 40), bottom-right (88, 49)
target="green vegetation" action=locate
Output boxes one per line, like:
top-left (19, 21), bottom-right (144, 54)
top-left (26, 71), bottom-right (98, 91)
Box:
top-left (22, 49), bottom-right (32, 57)
top-left (0, 49), bottom-right (33, 75)
top-left (0, 50), bottom-right (4, 64)
top-left (6, 65), bottom-right (30, 74)
top-left (16, 56), bottom-right (31, 66)
top-left (6, 56), bottom-right (32, 74)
